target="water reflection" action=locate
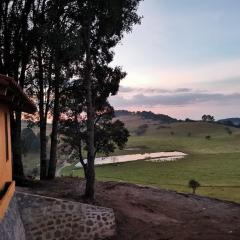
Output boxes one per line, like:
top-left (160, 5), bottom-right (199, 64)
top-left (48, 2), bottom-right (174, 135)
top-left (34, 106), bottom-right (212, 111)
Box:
top-left (75, 151), bottom-right (186, 167)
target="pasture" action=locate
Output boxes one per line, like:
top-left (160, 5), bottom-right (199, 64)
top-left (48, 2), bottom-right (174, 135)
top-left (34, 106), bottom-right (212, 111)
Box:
top-left (61, 121), bottom-right (240, 203)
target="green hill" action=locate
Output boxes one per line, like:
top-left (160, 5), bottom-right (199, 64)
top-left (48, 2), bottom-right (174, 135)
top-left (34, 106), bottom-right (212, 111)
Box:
top-left (22, 113), bottom-right (240, 203)
top-left (61, 115), bottom-right (240, 203)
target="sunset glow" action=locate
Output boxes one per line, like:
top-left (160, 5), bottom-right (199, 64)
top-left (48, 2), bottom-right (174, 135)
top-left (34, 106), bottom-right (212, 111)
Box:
top-left (110, 0), bottom-right (240, 119)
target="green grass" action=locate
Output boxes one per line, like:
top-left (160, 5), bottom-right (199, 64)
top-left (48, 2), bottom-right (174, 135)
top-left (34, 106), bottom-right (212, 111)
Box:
top-left (119, 135), bottom-right (240, 155)
top-left (62, 153), bottom-right (240, 203)
top-left (61, 122), bottom-right (240, 203)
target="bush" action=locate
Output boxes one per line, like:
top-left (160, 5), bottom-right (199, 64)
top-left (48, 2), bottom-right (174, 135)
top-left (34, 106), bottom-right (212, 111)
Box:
top-left (205, 135), bottom-right (211, 140)
top-left (188, 179), bottom-right (200, 194)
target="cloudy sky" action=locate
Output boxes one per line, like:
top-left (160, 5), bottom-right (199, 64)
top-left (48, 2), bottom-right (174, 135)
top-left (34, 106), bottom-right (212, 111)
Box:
top-left (110, 0), bottom-right (240, 120)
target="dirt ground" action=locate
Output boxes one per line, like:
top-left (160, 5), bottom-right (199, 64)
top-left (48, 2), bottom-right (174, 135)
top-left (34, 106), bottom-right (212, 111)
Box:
top-left (17, 177), bottom-right (240, 240)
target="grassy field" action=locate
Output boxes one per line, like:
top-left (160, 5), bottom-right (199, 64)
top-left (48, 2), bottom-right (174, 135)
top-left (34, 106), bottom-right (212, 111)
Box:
top-left (61, 121), bottom-right (240, 203)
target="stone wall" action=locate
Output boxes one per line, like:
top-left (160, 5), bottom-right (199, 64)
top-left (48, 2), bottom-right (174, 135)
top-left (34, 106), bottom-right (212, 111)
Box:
top-left (16, 191), bottom-right (115, 240)
top-left (0, 196), bottom-right (26, 240)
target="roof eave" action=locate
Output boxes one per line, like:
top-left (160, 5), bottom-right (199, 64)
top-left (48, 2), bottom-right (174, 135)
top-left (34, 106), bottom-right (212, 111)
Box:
top-left (0, 75), bottom-right (37, 113)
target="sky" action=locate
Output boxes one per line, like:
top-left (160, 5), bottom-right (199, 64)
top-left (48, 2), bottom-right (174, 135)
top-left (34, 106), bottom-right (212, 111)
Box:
top-left (109, 0), bottom-right (240, 120)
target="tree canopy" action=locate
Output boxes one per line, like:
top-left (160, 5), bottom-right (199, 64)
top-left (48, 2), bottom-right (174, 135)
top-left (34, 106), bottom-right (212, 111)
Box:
top-left (0, 0), bottom-right (142, 200)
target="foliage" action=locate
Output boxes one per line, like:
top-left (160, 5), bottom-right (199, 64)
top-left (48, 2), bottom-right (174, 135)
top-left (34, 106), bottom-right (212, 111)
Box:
top-left (59, 105), bottom-right (129, 177)
top-left (137, 111), bottom-right (178, 123)
top-left (188, 179), bottom-right (200, 194)
top-left (115, 110), bottom-right (178, 123)
top-left (61, 0), bottom-right (142, 199)
top-left (95, 118), bottom-right (130, 155)
top-left (202, 114), bottom-right (215, 122)
top-left (23, 0), bottom-right (84, 179)
top-left (1, 0), bottom-right (142, 199)
top-left (0, 0), bottom-right (35, 178)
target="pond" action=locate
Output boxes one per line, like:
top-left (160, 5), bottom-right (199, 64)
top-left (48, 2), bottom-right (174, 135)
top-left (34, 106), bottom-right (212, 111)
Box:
top-left (75, 151), bottom-right (186, 167)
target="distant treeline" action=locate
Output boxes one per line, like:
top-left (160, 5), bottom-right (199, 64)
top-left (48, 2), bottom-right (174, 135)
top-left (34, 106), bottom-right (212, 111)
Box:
top-left (115, 110), bottom-right (178, 124)
top-left (115, 110), bottom-right (240, 128)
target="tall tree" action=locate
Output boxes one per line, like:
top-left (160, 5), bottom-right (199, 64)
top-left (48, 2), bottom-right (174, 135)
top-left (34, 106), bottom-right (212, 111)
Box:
top-left (59, 66), bottom-right (129, 177)
top-left (47, 0), bottom-right (82, 179)
top-left (26, 0), bottom-right (82, 179)
top-left (74, 0), bottom-right (142, 199)
top-left (26, 0), bottom-right (54, 179)
top-left (0, 0), bottom-right (34, 179)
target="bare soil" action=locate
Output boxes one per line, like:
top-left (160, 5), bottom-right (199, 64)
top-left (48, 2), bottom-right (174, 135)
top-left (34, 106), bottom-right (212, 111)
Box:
top-left (17, 177), bottom-right (240, 240)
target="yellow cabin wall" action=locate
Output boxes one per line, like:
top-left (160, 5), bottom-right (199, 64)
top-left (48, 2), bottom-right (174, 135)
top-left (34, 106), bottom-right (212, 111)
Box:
top-left (0, 103), bottom-right (12, 189)
top-left (0, 103), bottom-right (15, 219)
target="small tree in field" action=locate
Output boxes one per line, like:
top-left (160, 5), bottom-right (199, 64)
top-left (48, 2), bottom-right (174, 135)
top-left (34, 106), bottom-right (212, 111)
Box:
top-left (188, 179), bottom-right (200, 194)
top-left (202, 114), bottom-right (215, 122)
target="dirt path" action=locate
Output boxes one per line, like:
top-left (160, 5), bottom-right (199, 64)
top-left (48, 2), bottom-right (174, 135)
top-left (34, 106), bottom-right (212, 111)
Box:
top-left (18, 178), bottom-right (240, 240)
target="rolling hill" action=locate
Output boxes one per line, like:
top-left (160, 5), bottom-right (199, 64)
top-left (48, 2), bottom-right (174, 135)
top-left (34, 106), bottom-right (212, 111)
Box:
top-left (218, 118), bottom-right (240, 127)
top-left (115, 110), bottom-right (178, 124)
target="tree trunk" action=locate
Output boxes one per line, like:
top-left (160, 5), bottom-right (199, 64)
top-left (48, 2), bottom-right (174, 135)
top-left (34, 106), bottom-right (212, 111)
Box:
top-left (40, 119), bottom-right (47, 179)
top-left (11, 111), bottom-right (24, 179)
top-left (78, 144), bottom-right (87, 179)
top-left (75, 114), bottom-right (88, 178)
top-left (47, 63), bottom-right (60, 179)
top-left (84, 22), bottom-right (95, 200)
top-left (37, 46), bottom-right (48, 180)
top-left (1, 0), bottom-right (33, 181)
top-left (12, 64), bottom-right (26, 180)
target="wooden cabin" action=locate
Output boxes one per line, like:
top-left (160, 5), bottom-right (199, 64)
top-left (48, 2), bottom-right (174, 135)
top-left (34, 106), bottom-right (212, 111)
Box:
top-left (0, 74), bottom-right (36, 219)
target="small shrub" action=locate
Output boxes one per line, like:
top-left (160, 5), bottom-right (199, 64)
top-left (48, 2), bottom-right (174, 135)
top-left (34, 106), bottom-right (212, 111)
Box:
top-left (170, 131), bottom-right (174, 136)
top-left (188, 132), bottom-right (191, 137)
top-left (205, 135), bottom-right (211, 140)
top-left (188, 179), bottom-right (200, 194)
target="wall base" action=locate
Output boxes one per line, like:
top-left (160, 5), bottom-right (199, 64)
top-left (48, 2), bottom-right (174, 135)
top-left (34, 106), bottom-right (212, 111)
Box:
top-left (16, 191), bottom-right (116, 240)
top-left (0, 196), bottom-right (26, 240)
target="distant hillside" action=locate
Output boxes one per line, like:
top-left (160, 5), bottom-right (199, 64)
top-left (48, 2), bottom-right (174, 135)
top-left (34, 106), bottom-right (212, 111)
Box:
top-left (115, 110), bottom-right (178, 124)
top-left (218, 118), bottom-right (240, 128)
